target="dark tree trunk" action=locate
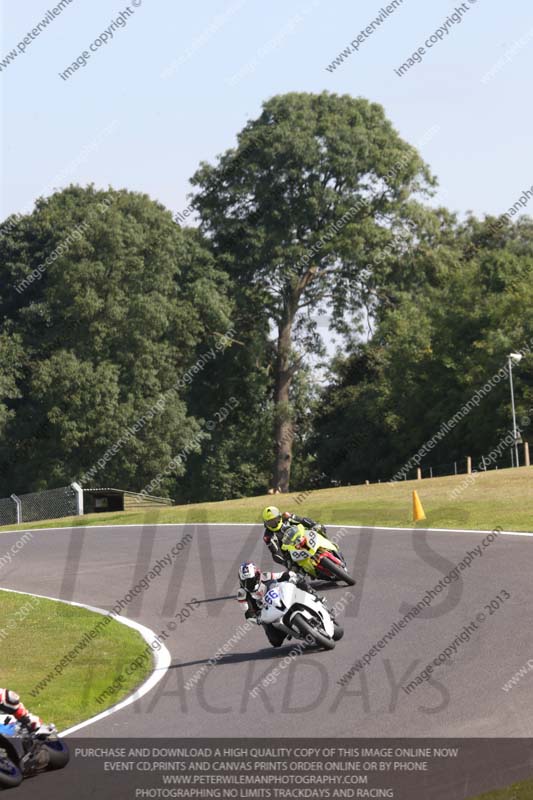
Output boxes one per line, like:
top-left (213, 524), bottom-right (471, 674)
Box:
top-left (272, 311), bottom-right (295, 493)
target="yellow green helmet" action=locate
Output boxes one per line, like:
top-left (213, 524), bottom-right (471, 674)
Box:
top-left (262, 505), bottom-right (282, 531)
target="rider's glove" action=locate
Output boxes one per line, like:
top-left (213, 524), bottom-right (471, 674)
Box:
top-left (317, 523), bottom-right (326, 535)
top-left (282, 511), bottom-right (291, 521)
top-left (296, 577), bottom-right (323, 604)
top-left (288, 571), bottom-right (299, 585)
top-left (26, 713), bottom-right (43, 732)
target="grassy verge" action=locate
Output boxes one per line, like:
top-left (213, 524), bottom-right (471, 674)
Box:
top-left (1, 466), bottom-right (532, 534)
top-left (1, 589), bottom-right (152, 730)
top-left (468, 778), bottom-right (533, 799)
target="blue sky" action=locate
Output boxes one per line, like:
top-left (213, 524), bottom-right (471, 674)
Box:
top-left (2, 0), bottom-right (533, 225)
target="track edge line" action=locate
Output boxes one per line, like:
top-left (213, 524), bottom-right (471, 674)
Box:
top-left (0, 586), bottom-right (171, 737)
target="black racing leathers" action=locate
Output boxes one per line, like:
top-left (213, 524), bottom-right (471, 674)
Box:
top-left (263, 514), bottom-right (324, 566)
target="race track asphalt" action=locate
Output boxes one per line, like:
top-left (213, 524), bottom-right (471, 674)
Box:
top-left (2, 521), bottom-right (532, 741)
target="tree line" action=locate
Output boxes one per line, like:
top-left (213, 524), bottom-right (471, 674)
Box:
top-left (0, 91), bottom-right (531, 501)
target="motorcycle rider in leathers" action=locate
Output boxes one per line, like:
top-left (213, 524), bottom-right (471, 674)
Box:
top-left (237, 562), bottom-right (323, 647)
top-left (261, 506), bottom-right (327, 568)
top-left (0, 689), bottom-right (51, 734)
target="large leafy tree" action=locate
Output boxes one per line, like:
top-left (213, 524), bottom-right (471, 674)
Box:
top-left (312, 214), bottom-right (533, 483)
top-left (0, 332), bottom-right (23, 440)
top-left (0, 185), bottom-right (232, 494)
top-left (191, 91), bottom-right (436, 490)
top-left (176, 286), bottom-right (275, 502)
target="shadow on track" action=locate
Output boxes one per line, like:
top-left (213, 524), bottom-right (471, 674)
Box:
top-left (194, 594), bottom-right (237, 604)
top-left (168, 643), bottom-right (328, 671)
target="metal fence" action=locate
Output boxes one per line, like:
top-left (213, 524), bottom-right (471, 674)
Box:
top-left (408, 450), bottom-right (517, 481)
top-left (0, 483), bottom-right (83, 526)
top-left (0, 497), bottom-right (18, 527)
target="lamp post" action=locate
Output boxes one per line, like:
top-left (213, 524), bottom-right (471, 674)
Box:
top-left (508, 353), bottom-right (523, 467)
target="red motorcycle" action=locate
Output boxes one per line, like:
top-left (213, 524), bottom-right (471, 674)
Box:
top-left (281, 525), bottom-right (355, 585)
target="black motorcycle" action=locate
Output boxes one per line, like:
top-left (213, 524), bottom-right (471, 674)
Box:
top-left (0, 716), bottom-right (69, 789)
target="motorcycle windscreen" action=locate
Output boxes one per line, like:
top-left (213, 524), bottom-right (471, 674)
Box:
top-left (281, 524), bottom-right (304, 545)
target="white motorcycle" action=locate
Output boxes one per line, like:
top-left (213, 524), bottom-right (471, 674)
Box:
top-left (260, 580), bottom-right (343, 650)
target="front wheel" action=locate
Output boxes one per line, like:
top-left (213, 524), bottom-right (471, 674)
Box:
top-left (42, 738), bottom-right (70, 770)
top-left (333, 622), bottom-right (344, 641)
top-left (319, 556), bottom-right (355, 586)
top-left (0, 756), bottom-right (23, 788)
top-left (291, 613), bottom-right (335, 651)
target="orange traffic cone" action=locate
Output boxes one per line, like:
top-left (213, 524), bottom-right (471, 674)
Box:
top-left (412, 491), bottom-right (426, 522)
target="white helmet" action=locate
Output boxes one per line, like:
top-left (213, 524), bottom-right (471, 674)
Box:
top-left (239, 562), bottom-right (261, 592)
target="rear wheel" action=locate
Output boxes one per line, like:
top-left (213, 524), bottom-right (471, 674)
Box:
top-left (319, 556), bottom-right (355, 586)
top-left (291, 613), bottom-right (335, 650)
top-left (0, 756), bottom-right (23, 788)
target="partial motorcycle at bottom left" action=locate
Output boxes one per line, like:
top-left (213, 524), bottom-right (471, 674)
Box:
top-left (0, 716), bottom-right (69, 790)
